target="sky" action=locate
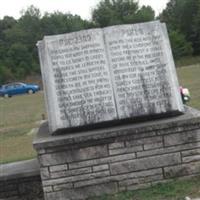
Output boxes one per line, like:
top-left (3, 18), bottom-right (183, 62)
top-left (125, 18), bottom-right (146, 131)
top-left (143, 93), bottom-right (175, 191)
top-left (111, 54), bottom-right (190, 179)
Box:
top-left (0, 0), bottom-right (169, 20)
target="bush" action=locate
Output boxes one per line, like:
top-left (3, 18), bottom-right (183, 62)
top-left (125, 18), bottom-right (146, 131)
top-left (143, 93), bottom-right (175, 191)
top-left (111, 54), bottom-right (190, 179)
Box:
top-left (169, 30), bottom-right (193, 59)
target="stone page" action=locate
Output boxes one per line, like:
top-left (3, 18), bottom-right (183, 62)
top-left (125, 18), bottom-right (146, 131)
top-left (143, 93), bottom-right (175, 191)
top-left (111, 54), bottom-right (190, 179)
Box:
top-left (38, 29), bottom-right (117, 133)
top-left (37, 40), bottom-right (55, 128)
top-left (104, 21), bottom-right (184, 119)
top-left (160, 23), bottom-right (184, 112)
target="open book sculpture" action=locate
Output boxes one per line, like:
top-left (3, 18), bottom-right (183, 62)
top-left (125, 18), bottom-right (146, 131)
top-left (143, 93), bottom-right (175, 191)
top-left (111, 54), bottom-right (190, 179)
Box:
top-left (37, 21), bottom-right (184, 134)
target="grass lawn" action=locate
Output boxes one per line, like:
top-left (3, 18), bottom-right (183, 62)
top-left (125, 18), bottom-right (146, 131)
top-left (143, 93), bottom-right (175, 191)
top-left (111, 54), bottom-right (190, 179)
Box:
top-left (177, 64), bottom-right (200, 110)
top-left (0, 92), bottom-right (46, 163)
top-left (0, 64), bottom-right (199, 164)
top-left (175, 55), bottom-right (200, 67)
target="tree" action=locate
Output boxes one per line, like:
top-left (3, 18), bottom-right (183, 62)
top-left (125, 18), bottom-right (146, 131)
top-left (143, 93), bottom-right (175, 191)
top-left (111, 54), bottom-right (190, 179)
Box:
top-left (92, 0), bottom-right (155, 27)
top-left (135, 6), bottom-right (155, 23)
top-left (7, 43), bottom-right (33, 75)
top-left (0, 3), bottom-right (155, 84)
top-left (40, 12), bottom-right (92, 35)
top-left (159, 0), bottom-right (200, 55)
top-left (191, 0), bottom-right (200, 54)
top-left (0, 65), bottom-right (14, 84)
top-left (0, 16), bottom-right (16, 31)
top-left (0, 5), bottom-right (97, 84)
top-left (169, 30), bottom-right (193, 59)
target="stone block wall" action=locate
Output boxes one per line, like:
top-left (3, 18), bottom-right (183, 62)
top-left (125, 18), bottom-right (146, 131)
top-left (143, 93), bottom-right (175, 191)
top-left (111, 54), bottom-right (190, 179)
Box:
top-left (33, 107), bottom-right (200, 200)
top-left (0, 159), bottom-right (44, 200)
top-left (0, 176), bottom-right (43, 200)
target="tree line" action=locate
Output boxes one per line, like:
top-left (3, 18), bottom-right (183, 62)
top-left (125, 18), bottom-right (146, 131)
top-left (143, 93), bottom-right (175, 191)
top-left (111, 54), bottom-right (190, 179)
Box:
top-left (0, 0), bottom-right (200, 84)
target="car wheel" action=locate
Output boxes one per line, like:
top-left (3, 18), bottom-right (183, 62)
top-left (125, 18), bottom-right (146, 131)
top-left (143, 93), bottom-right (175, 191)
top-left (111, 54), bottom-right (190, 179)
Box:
top-left (28, 89), bottom-right (34, 94)
top-left (4, 94), bottom-right (11, 98)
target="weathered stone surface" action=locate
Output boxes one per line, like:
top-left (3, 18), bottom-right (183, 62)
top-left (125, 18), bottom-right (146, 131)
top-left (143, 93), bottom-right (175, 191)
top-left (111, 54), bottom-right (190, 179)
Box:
top-left (43, 186), bottom-right (53, 193)
top-left (109, 145), bottom-right (143, 155)
top-left (0, 160), bottom-right (44, 200)
top-left (43, 171), bottom-right (110, 187)
top-left (39, 145), bottom-right (108, 166)
top-left (51, 167), bottom-right (92, 179)
top-left (37, 21), bottom-right (184, 134)
top-left (126, 182), bottom-right (152, 191)
top-left (74, 177), bottom-right (111, 188)
top-left (38, 29), bottom-right (117, 133)
top-left (182, 155), bottom-right (200, 163)
top-left (104, 22), bottom-right (183, 119)
top-left (181, 148), bottom-right (200, 157)
top-left (144, 142), bottom-right (163, 150)
top-left (164, 162), bottom-right (200, 178)
top-left (33, 107), bottom-right (200, 150)
top-left (164, 130), bottom-right (200, 146)
top-left (115, 168), bottom-right (163, 182)
top-left (109, 142), bottom-right (125, 150)
top-left (118, 174), bottom-right (163, 187)
top-left (39, 153), bottom-right (68, 166)
top-left (68, 153), bottom-right (136, 169)
top-left (53, 183), bottom-right (73, 191)
top-left (40, 167), bottom-right (50, 180)
top-left (49, 164), bottom-right (68, 172)
top-left (126, 136), bottom-right (163, 147)
top-left (110, 153), bottom-right (181, 175)
top-left (31, 107), bottom-right (200, 200)
top-left (137, 142), bottom-right (200, 158)
top-left (0, 159), bottom-right (40, 181)
top-left (93, 164), bottom-right (109, 172)
top-left (74, 168), bottom-right (163, 188)
top-left (45, 182), bottom-right (118, 200)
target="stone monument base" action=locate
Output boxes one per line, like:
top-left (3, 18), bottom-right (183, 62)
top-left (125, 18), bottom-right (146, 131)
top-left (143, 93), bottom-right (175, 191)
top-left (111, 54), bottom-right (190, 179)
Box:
top-left (33, 106), bottom-right (200, 200)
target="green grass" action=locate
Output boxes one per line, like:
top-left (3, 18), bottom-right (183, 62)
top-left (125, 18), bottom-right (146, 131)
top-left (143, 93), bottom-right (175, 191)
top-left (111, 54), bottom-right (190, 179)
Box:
top-left (177, 64), bottom-right (200, 110)
top-left (175, 55), bottom-right (200, 67)
top-left (0, 91), bottom-right (45, 128)
top-left (0, 64), bottom-right (199, 164)
top-left (0, 92), bottom-right (46, 164)
top-left (89, 176), bottom-right (200, 200)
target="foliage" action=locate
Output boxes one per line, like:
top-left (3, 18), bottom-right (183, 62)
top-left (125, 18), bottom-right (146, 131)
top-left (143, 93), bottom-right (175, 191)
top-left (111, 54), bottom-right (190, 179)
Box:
top-left (169, 30), bottom-right (193, 59)
top-left (0, 6), bottom-right (94, 84)
top-left (0, 64), bottom-right (14, 84)
top-left (92, 0), bottom-right (155, 27)
top-left (192, 0), bottom-right (200, 54)
top-left (160, 0), bottom-right (200, 55)
top-left (0, 2), bottom-right (156, 84)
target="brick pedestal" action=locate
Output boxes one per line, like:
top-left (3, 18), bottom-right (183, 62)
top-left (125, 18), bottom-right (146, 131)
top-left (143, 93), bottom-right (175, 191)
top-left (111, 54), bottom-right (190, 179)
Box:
top-left (33, 106), bottom-right (200, 200)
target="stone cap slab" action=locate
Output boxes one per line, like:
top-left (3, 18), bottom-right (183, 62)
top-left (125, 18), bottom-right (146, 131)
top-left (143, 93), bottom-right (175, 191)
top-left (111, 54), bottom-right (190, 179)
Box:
top-left (0, 159), bottom-right (40, 181)
top-left (33, 106), bottom-right (200, 150)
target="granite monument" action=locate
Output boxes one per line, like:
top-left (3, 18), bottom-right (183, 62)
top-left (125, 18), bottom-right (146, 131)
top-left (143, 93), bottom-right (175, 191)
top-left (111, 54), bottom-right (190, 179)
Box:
top-left (37, 21), bottom-right (184, 133)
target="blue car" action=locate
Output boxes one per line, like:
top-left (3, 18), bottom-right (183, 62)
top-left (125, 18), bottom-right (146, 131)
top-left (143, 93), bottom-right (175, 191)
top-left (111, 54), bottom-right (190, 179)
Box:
top-left (0, 82), bottom-right (40, 97)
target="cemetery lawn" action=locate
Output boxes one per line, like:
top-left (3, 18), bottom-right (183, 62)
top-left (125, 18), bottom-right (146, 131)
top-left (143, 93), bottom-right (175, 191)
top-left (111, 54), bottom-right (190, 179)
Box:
top-left (0, 64), bottom-right (199, 164)
top-left (89, 176), bottom-right (200, 200)
top-left (177, 64), bottom-right (200, 110)
top-left (0, 92), bottom-right (46, 164)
